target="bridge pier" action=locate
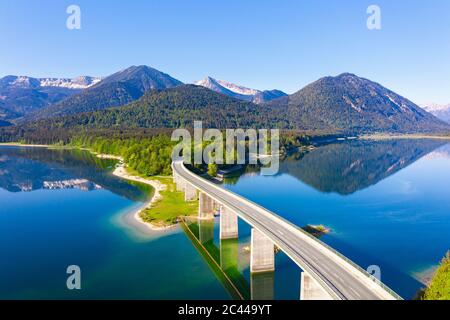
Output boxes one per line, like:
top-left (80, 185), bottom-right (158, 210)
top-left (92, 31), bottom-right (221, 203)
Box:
top-left (173, 172), bottom-right (179, 184)
top-left (300, 272), bottom-right (333, 300)
top-left (184, 183), bottom-right (197, 201)
top-left (213, 201), bottom-right (221, 215)
top-left (250, 228), bottom-right (275, 273)
top-left (220, 207), bottom-right (238, 239)
top-left (199, 192), bottom-right (215, 219)
top-left (175, 176), bottom-right (186, 192)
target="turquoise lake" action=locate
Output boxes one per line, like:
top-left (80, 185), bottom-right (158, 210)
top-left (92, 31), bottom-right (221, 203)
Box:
top-left (223, 139), bottom-right (450, 299)
top-left (0, 146), bottom-right (228, 299)
top-left (1, 139), bottom-right (450, 299)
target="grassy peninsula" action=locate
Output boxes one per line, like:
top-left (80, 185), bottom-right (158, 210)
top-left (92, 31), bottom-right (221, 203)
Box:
top-left (124, 168), bottom-right (198, 227)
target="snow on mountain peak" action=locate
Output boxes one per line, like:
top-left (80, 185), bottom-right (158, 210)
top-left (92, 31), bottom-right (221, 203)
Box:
top-left (196, 76), bottom-right (261, 96)
top-left (8, 76), bottom-right (40, 88)
top-left (421, 103), bottom-right (450, 124)
top-left (195, 76), bottom-right (287, 104)
top-left (422, 103), bottom-right (450, 112)
top-left (195, 76), bottom-right (218, 87)
top-left (216, 79), bottom-right (261, 96)
top-left (39, 76), bottom-right (102, 89)
top-left (1, 75), bottom-right (101, 90)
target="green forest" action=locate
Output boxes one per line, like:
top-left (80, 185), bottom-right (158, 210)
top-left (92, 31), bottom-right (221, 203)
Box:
top-left (67, 130), bottom-right (312, 177)
top-left (70, 133), bottom-right (175, 176)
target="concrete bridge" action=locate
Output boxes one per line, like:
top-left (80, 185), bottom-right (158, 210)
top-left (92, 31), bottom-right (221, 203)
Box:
top-left (172, 160), bottom-right (402, 300)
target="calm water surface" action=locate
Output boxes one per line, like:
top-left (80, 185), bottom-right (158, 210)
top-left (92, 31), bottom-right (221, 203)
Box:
top-left (0, 146), bottom-right (228, 299)
top-left (2, 139), bottom-right (450, 299)
top-left (223, 139), bottom-right (450, 299)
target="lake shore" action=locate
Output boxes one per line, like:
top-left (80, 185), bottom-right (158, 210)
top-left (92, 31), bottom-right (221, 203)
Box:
top-left (360, 134), bottom-right (450, 140)
top-left (111, 162), bottom-right (176, 231)
top-left (412, 265), bottom-right (438, 286)
top-left (0, 142), bottom-right (50, 148)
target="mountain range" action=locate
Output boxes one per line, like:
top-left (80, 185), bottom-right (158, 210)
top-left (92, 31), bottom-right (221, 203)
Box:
top-left (195, 76), bottom-right (287, 104)
top-left (33, 84), bottom-right (282, 130)
top-left (28, 66), bottom-right (183, 119)
top-left (266, 73), bottom-right (449, 133)
top-left (1, 65), bottom-right (449, 135)
top-left (0, 75), bottom-right (100, 120)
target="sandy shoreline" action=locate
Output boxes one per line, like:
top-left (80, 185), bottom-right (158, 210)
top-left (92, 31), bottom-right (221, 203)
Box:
top-left (111, 162), bottom-right (176, 232)
top-left (83, 150), bottom-right (123, 160)
top-left (0, 143), bottom-right (50, 148)
top-left (412, 265), bottom-right (438, 286)
top-left (0, 143), bottom-right (175, 232)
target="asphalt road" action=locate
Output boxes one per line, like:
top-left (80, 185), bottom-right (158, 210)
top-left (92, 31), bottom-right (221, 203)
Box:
top-left (173, 161), bottom-right (401, 300)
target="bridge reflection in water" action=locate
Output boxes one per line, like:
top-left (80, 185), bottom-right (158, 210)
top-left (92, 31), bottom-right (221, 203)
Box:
top-left (181, 217), bottom-right (275, 300)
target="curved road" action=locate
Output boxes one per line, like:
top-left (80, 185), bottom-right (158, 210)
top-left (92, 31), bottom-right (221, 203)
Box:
top-left (173, 161), bottom-right (401, 300)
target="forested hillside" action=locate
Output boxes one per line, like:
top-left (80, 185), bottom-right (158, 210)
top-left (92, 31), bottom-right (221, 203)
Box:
top-left (23, 85), bottom-right (290, 130)
top-left (16, 73), bottom-right (450, 135)
top-left (70, 134), bottom-right (175, 176)
top-left (266, 73), bottom-right (450, 133)
top-left (29, 66), bottom-right (183, 119)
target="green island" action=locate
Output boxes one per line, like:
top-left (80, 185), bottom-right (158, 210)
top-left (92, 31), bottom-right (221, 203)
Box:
top-left (301, 224), bottom-right (331, 238)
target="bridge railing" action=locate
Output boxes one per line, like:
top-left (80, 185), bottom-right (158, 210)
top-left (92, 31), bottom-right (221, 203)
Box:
top-left (175, 161), bottom-right (403, 300)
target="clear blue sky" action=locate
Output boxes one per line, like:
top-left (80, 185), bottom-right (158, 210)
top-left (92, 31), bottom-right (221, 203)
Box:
top-left (1, 0), bottom-right (449, 104)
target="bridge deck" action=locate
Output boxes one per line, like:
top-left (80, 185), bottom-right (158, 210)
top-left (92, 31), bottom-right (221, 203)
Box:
top-left (173, 161), bottom-right (401, 300)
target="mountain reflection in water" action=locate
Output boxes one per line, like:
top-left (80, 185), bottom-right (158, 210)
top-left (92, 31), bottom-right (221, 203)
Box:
top-left (279, 139), bottom-right (446, 195)
top-left (0, 146), bottom-right (151, 202)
